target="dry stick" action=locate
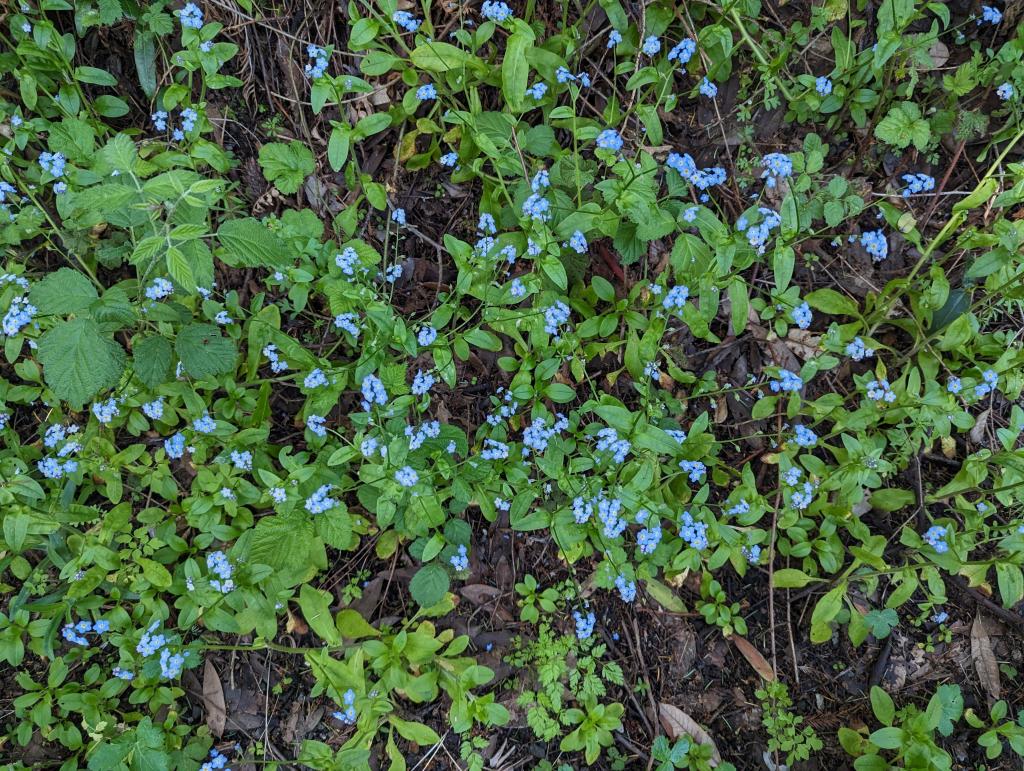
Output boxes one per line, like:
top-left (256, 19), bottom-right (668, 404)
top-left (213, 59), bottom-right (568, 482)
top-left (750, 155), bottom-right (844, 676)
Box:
top-left (629, 615), bottom-right (659, 738)
top-left (919, 138), bottom-right (966, 234)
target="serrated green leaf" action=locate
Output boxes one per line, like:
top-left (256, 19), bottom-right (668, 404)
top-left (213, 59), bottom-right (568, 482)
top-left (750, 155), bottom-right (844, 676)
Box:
top-left (29, 268), bottom-right (97, 315)
top-left (174, 323), bottom-right (237, 380)
top-left (133, 335), bottom-right (173, 389)
top-left (216, 218), bottom-right (290, 269)
top-left (38, 318), bottom-right (126, 407)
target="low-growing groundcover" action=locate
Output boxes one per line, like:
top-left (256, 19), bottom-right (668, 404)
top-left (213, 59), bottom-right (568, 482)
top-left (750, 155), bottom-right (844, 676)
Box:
top-left (3, 0), bottom-right (1024, 768)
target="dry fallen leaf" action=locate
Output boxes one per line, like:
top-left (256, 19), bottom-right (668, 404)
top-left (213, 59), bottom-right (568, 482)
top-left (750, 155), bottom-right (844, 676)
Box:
top-left (459, 584), bottom-right (502, 606)
top-left (659, 703), bottom-right (722, 765)
top-left (785, 329), bottom-right (821, 361)
top-left (971, 614), bottom-right (1001, 702)
top-left (728, 634), bottom-right (776, 682)
top-left (714, 396), bottom-right (729, 424)
top-left (970, 408), bottom-right (991, 445)
top-left (941, 435), bottom-right (957, 459)
top-left (203, 660), bottom-right (227, 738)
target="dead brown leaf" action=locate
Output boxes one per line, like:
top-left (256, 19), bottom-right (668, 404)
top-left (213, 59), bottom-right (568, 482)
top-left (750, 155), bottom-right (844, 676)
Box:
top-left (714, 396), bottom-right (728, 424)
top-left (970, 408), bottom-right (991, 445)
top-left (971, 614), bottom-right (1001, 701)
top-left (202, 660), bottom-right (227, 738)
top-left (460, 584), bottom-right (502, 606)
top-left (658, 703), bottom-right (722, 765)
top-left (785, 329), bottom-right (821, 361)
top-left (728, 634), bottom-right (776, 681)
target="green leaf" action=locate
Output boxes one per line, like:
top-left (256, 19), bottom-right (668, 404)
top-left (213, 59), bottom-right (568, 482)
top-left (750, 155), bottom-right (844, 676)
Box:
top-left (870, 685), bottom-right (896, 725)
top-left (298, 584), bottom-right (341, 645)
top-left (134, 31), bottom-right (157, 97)
top-left (869, 488), bottom-right (915, 512)
top-left (74, 66), bottom-right (118, 86)
top-left (409, 563), bottom-right (450, 607)
top-left (136, 557), bottom-right (172, 588)
top-left (258, 141), bottom-right (315, 194)
top-left (335, 609), bottom-right (380, 639)
top-left (174, 323), bottom-right (237, 380)
top-left (996, 563), bottom-right (1024, 608)
top-left (810, 583), bottom-right (845, 643)
top-left (389, 716), bottom-right (440, 746)
top-left (645, 578), bottom-right (686, 612)
top-left (348, 18), bottom-right (379, 50)
top-left (501, 22), bottom-right (534, 111)
top-left (544, 383), bottom-right (576, 403)
top-left (38, 318), bottom-right (126, 407)
top-left (29, 268), bottom-right (98, 315)
top-left (772, 568), bottom-right (817, 588)
top-left (874, 103), bottom-right (930, 150)
top-left (328, 125), bottom-right (351, 171)
top-left (248, 514), bottom-right (320, 586)
top-left (133, 335), bottom-right (174, 389)
top-left (216, 218), bottom-right (290, 269)
top-left (804, 288), bottom-right (859, 316)
top-left (410, 42), bottom-right (471, 73)
top-left (928, 683), bottom-right (963, 737)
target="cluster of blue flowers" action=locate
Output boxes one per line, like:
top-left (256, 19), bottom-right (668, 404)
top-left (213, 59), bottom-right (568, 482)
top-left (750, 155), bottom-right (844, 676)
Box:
top-left (450, 544), bottom-right (469, 571)
top-left (666, 152), bottom-right (727, 190)
top-left (770, 369), bottom-right (803, 393)
top-left (793, 425), bottom-right (818, 448)
top-left (481, 1), bottom-right (513, 22)
top-left (865, 379), bottom-right (896, 403)
top-left (636, 512), bottom-right (662, 554)
top-left (979, 5), bottom-right (1002, 25)
top-left (573, 609), bottom-right (596, 639)
top-left (200, 749), bottom-right (232, 771)
top-left (791, 302), bottom-right (812, 329)
top-left (137, 621), bottom-right (185, 679)
top-left (923, 524), bottom-right (949, 553)
top-left (142, 397), bottom-right (163, 421)
top-left (860, 229), bottom-right (888, 262)
top-left (543, 301), bottom-right (571, 337)
top-left (679, 511), bottom-right (708, 550)
top-left (845, 336), bottom-right (874, 361)
top-left (595, 427), bottom-right (632, 463)
top-left (207, 550), bottom-right (235, 593)
top-left (743, 208), bottom-right (782, 254)
top-left (392, 10), bottom-right (421, 32)
top-left (662, 284), bottom-right (690, 313)
top-left (360, 373), bottom-right (388, 409)
top-left (395, 465), bottom-right (419, 487)
top-left (614, 574), bottom-right (637, 602)
top-left (974, 368), bottom-right (999, 398)
top-left (901, 173), bottom-right (935, 197)
top-left (333, 689), bottom-right (358, 724)
top-left (179, 2), bottom-right (203, 29)
top-left (668, 38), bottom-right (696, 65)
top-left (2, 295), bottom-right (36, 336)
top-left (760, 152), bottom-right (793, 188)
top-left (596, 129), bottom-right (623, 153)
top-left (62, 618), bottom-right (110, 646)
top-left (305, 484), bottom-right (338, 514)
top-left (522, 414), bottom-right (568, 455)
top-left (38, 423), bottom-right (81, 479)
top-left (679, 459), bottom-right (706, 483)
top-left (305, 45), bottom-right (329, 79)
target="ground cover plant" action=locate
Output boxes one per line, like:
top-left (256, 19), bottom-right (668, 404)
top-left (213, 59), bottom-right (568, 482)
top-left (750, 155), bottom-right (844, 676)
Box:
top-left (3, 0), bottom-right (1024, 768)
